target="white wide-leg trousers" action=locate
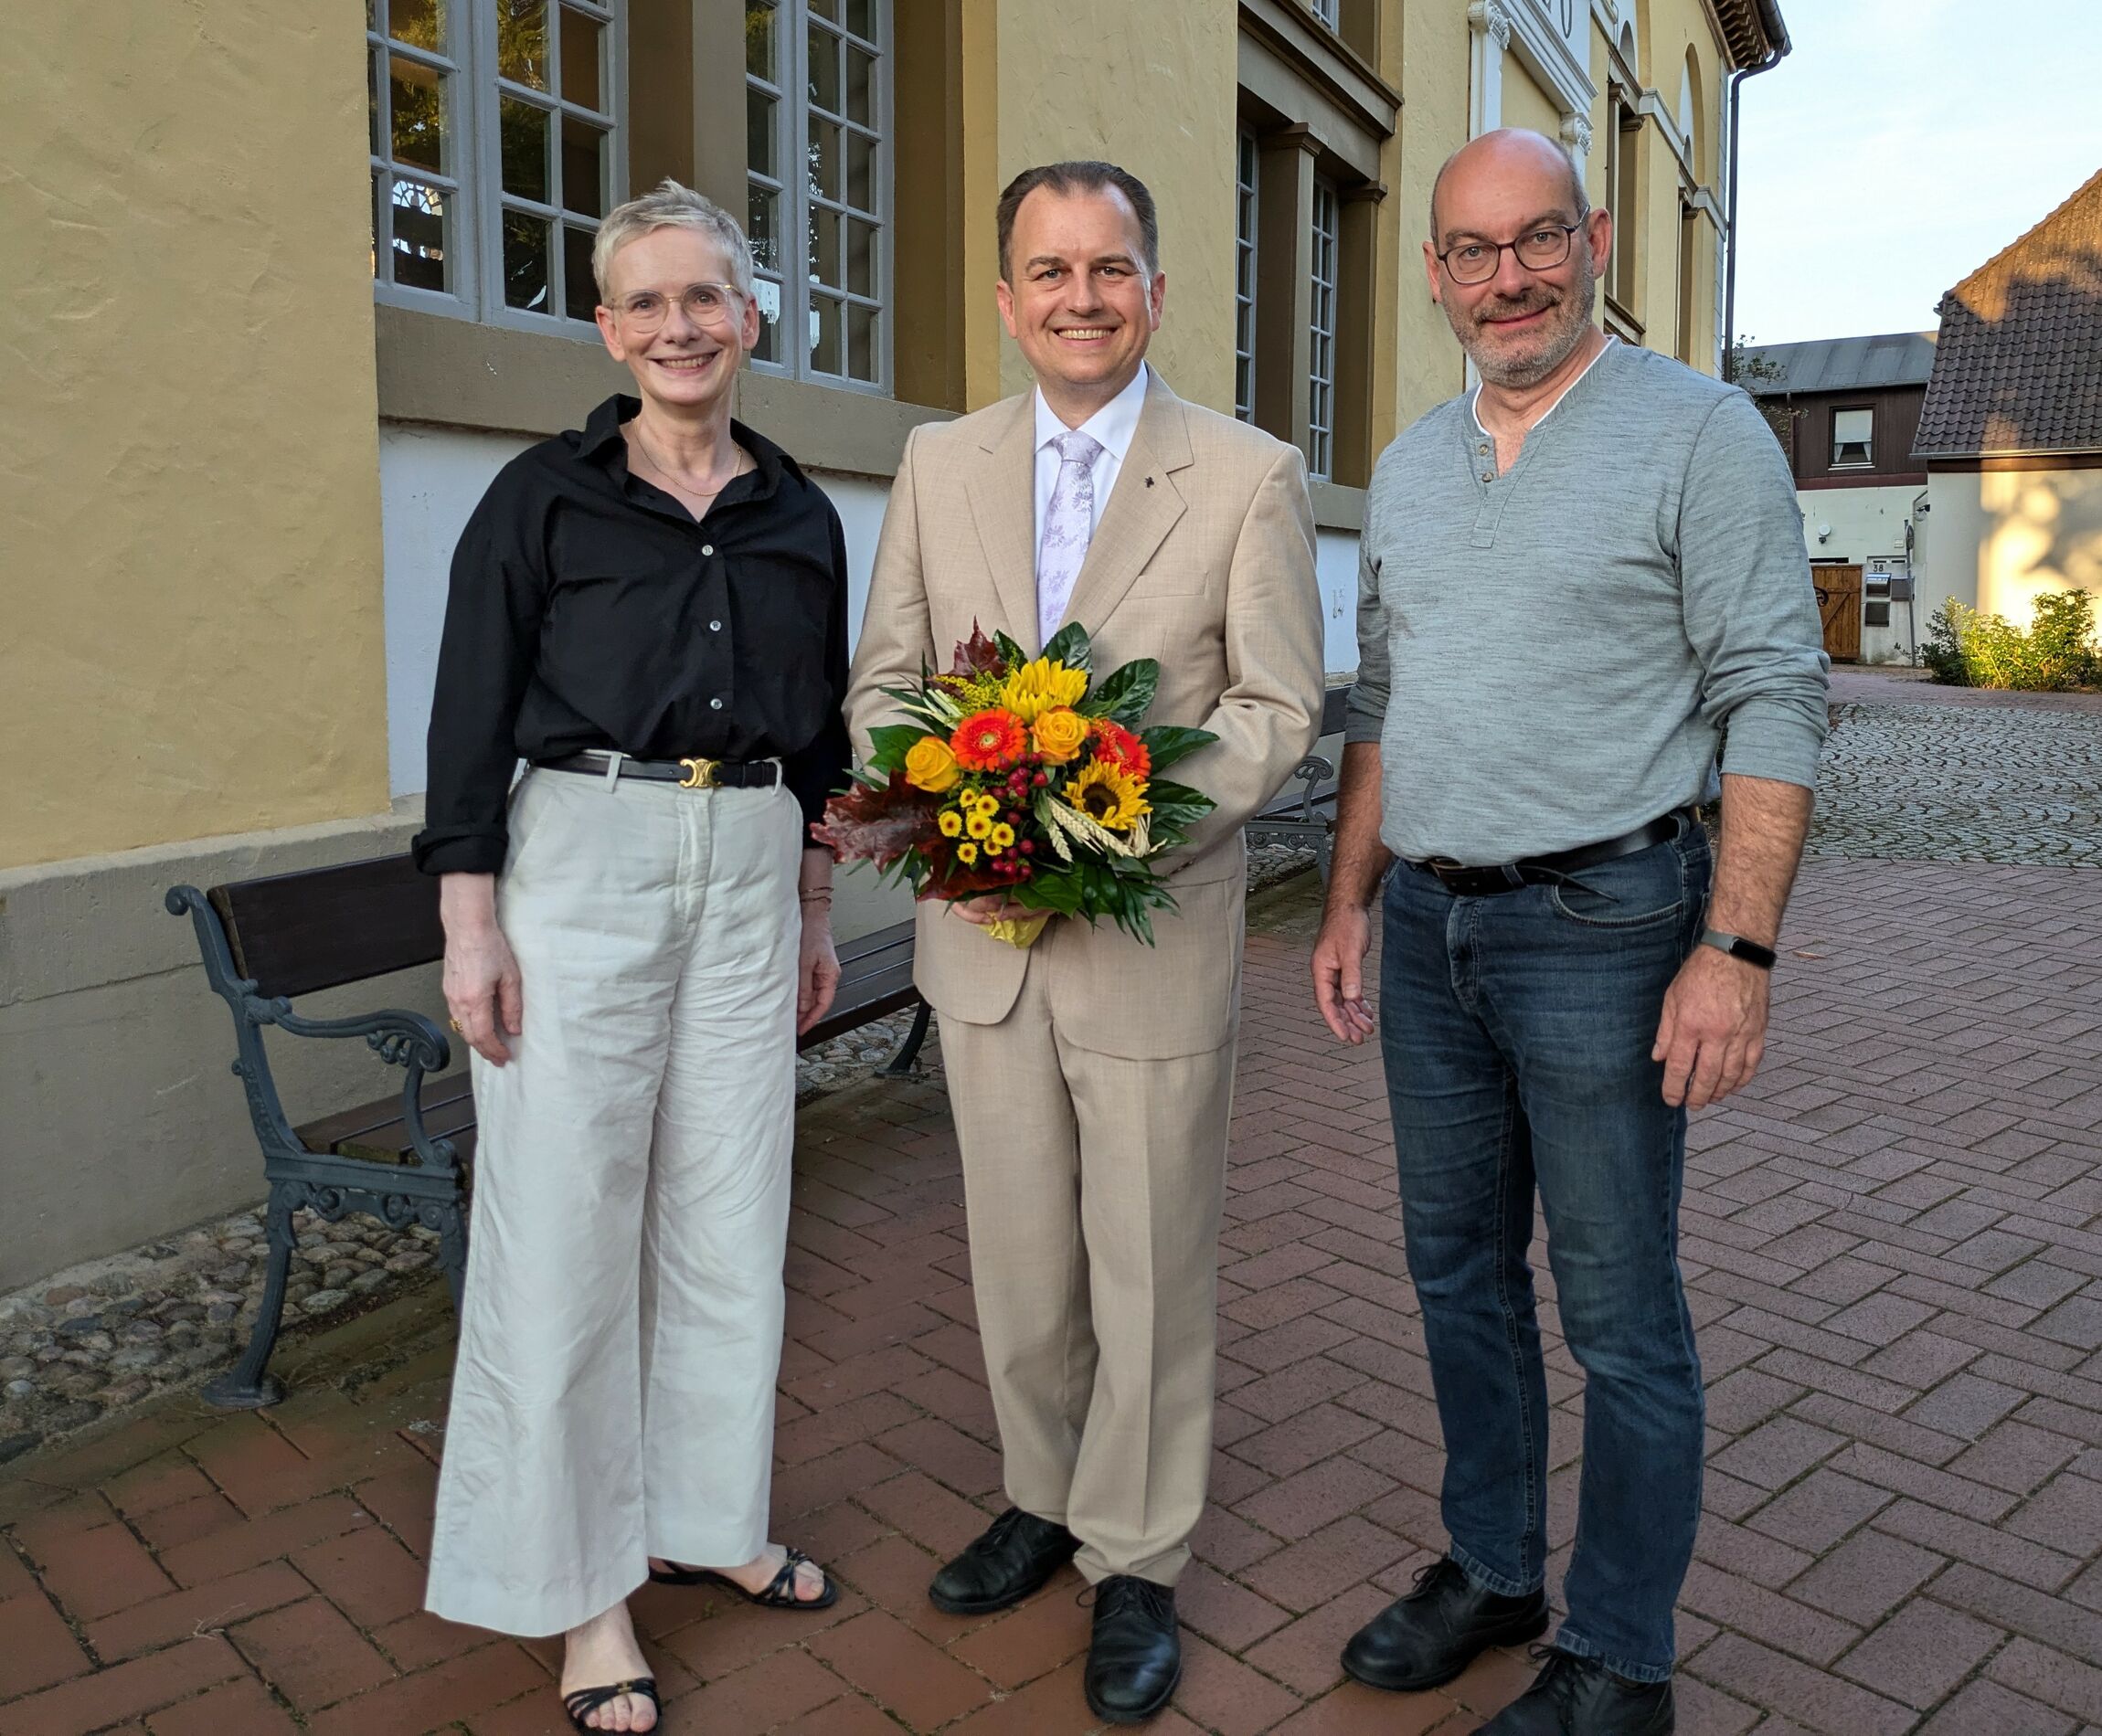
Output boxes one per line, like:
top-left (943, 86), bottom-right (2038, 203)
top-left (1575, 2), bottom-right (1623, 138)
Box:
top-left (424, 767), bottom-right (802, 1637)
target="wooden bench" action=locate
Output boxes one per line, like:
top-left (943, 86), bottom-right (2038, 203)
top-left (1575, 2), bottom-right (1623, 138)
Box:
top-left (167, 855), bottom-right (926, 1407)
top-left (1246, 682), bottom-right (1354, 882)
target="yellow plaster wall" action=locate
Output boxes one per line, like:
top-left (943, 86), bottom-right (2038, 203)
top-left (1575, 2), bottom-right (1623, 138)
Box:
top-left (1501, 59), bottom-right (1564, 146)
top-left (1928, 469), bottom-right (2102, 626)
top-left (0, 2), bottom-right (387, 871)
top-left (990, 0), bottom-right (1237, 414)
top-left (1394, 0), bottom-right (1473, 429)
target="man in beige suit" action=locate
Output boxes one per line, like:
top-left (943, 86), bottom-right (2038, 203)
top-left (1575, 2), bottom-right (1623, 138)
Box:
top-left (847, 161), bottom-right (1323, 1724)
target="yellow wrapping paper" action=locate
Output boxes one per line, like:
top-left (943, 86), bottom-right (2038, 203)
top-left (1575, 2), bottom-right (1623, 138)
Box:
top-left (982, 913), bottom-right (1052, 949)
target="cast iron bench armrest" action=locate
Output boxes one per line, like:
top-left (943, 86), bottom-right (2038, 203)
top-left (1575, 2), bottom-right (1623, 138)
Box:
top-left (165, 885), bottom-right (463, 1175)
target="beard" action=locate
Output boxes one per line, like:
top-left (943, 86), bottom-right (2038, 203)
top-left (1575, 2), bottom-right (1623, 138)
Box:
top-left (1445, 250), bottom-right (1598, 389)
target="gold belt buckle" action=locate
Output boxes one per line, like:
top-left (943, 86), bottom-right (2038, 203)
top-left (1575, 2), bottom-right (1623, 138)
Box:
top-left (677, 757), bottom-right (719, 789)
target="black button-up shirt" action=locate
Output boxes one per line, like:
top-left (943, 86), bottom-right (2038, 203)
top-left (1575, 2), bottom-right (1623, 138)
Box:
top-left (412, 395), bottom-right (851, 876)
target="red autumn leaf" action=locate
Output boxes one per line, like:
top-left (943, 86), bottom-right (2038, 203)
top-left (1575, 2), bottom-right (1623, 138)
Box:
top-left (812, 774), bottom-right (941, 870)
top-left (950, 619), bottom-right (1006, 679)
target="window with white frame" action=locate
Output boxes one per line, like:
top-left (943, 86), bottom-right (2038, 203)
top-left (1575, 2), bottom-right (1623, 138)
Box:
top-left (1832, 407), bottom-right (1874, 468)
top-left (1235, 130), bottom-right (1258, 424)
top-left (1309, 0), bottom-right (1340, 29)
top-left (745, 0), bottom-right (891, 389)
top-left (1307, 179), bottom-right (1339, 481)
top-left (368, 0), bottom-right (622, 328)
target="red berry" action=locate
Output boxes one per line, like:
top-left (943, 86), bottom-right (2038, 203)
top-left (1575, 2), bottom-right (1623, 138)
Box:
top-left (1019, 841), bottom-right (1035, 855)
top-left (1032, 772), bottom-right (1048, 787)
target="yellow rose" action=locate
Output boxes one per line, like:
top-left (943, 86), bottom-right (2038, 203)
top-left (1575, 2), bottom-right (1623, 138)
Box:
top-left (1031, 706), bottom-right (1090, 765)
top-left (904, 735), bottom-right (961, 793)
top-left (1002, 658), bottom-right (1089, 724)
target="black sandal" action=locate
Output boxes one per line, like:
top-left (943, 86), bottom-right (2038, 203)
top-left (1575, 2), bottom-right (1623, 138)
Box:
top-left (649, 1544), bottom-right (838, 1609)
top-left (563, 1676), bottom-right (658, 1732)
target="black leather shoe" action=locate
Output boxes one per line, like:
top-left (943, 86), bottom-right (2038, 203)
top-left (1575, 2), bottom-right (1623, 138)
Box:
top-left (1084, 1575), bottom-right (1181, 1724)
top-left (1477, 1647), bottom-right (1674, 1734)
top-left (1341, 1557), bottom-right (1550, 1692)
top-left (928, 1508), bottom-right (1079, 1615)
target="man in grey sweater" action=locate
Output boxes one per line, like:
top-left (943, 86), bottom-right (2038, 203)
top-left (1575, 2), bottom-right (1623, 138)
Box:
top-left (1310, 130), bottom-right (1827, 1735)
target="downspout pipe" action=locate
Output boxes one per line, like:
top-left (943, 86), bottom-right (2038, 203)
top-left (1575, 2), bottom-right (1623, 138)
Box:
top-left (1722, 3), bottom-right (1792, 381)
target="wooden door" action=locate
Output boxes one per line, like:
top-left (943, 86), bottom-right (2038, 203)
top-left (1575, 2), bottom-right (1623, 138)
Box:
top-left (1815, 565), bottom-right (1863, 662)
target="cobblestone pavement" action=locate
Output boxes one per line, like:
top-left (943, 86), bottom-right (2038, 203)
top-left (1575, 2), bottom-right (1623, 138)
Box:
top-left (1810, 696), bottom-right (2102, 868)
top-left (4, 683), bottom-right (2100, 1733)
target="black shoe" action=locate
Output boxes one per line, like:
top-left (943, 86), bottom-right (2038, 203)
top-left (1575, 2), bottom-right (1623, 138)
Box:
top-left (928, 1508), bottom-right (1079, 1615)
top-left (1341, 1557), bottom-right (1550, 1692)
top-left (1084, 1575), bottom-right (1181, 1724)
top-left (1477, 1647), bottom-right (1674, 1734)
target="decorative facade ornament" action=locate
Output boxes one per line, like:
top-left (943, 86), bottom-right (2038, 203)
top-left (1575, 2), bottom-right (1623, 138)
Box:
top-left (1561, 113), bottom-right (1595, 154)
top-left (1469, 0), bottom-right (1514, 49)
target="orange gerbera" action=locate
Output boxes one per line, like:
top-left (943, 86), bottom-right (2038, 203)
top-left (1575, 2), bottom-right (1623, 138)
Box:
top-left (951, 708), bottom-right (1027, 772)
top-left (1090, 719), bottom-right (1152, 779)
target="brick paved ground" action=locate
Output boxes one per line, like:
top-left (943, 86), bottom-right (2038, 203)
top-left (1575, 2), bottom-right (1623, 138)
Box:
top-left (5, 681), bottom-right (2101, 1735)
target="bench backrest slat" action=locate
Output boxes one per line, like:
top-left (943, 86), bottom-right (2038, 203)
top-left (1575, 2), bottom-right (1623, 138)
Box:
top-left (209, 853), bottom-right (443, 1000)
top-left (1319, 683), bottom-right (1352, 738)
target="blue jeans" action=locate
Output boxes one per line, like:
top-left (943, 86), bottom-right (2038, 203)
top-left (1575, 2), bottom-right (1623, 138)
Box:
top-left (1376, 822), bottom-right (1712, 1683)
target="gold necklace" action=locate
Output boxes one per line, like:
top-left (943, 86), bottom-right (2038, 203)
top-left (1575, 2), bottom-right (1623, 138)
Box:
top-left (632, 429), bottom-right (747, 501)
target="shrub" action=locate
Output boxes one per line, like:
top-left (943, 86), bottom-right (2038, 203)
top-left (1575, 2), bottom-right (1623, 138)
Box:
top-left (1922, 589), bottom-right (2100, 691)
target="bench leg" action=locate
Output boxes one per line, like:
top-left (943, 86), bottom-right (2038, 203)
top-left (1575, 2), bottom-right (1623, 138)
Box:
top-left (1316, 828), bottom-right (1335, 885)
top-left (203, 1183), bottom-right (295, 1410)
top-left (437, 1197), bottom-right (470, 1315)
top-left (878, 1000), bottom-right (933, 1076)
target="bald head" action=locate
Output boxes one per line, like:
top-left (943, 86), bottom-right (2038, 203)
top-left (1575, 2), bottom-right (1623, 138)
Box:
top-left (1429, 128), bottom-right (1588, 244)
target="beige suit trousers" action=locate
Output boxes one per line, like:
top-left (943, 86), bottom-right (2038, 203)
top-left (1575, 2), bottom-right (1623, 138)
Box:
top-left (936, 900), bottom-right (1242, 1587)
top-left (424, 768), bottom-right (802, 1637)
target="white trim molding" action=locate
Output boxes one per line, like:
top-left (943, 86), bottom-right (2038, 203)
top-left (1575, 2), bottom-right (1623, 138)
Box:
top-left (1470, 0), bottom-right (1598, 141)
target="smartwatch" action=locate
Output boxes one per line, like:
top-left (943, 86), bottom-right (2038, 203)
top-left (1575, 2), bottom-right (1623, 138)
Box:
top-left (1700, 928), bottom-right (1777, 971)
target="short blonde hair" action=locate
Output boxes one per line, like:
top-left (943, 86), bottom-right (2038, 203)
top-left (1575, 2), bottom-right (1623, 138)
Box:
top-left (591, 179), bottom-right (754, 302)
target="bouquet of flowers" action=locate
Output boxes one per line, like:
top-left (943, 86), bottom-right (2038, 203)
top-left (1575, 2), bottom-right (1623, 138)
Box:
top-left (815, 622), bottom-right (1217, 947)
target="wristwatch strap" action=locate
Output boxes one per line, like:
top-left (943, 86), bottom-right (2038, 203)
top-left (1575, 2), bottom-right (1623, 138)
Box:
top-left (1700, 928), bottom-right (1778, 970)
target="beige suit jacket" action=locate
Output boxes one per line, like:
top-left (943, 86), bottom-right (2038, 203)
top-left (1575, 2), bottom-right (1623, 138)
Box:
top-left (845, 372), bottom-right (1324, 1059)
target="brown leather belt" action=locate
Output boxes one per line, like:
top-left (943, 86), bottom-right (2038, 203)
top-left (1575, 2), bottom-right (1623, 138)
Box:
top-left (1404, 808), bottom-right (1695, 897)
top-left (535, 752), bottom-right (780, 789)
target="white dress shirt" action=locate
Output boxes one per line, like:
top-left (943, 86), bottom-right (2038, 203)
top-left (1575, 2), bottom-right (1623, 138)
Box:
top-left (1032, 363), bottom-right (1152, 564)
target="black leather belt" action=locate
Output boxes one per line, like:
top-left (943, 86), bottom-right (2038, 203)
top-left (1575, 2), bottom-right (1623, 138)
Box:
top-left (1405, 808), bottom-right (1694, 897)
top-left (535, 752), bottom-right (780, 789)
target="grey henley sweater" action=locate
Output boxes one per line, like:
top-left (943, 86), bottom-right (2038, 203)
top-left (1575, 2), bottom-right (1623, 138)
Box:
top-left (1346, 341), bottom-right (1829, 865)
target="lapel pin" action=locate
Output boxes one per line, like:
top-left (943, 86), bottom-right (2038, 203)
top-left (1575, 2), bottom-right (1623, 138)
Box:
top-left (1144, 476), bottom-right (1155, 488)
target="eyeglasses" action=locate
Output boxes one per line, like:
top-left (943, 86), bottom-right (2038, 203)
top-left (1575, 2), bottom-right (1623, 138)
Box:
top-left (615, 282), bottom-right (745, 332)
top-left (1436, 224), bottom-right (1581, 286)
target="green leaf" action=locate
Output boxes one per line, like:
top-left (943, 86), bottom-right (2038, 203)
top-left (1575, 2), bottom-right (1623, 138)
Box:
top-left (1041, 621), bottom-right (1093, 674)
top-left (1141, 725), bottom-right (1218, 773)
top-left (1085, 657), bottom-right (1159, 725)
top-left (993, 630), bottom-right (1030, 670)
top-left (867, 723), bottom-right (934, 773)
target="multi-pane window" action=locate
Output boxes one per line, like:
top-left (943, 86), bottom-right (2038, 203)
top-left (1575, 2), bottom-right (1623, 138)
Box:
top-left (369, 0), bottom-right (460, 297)
top-left (1310, 0), bottom-right (1340, 28)
top-left (1235, 131), bottom-right (1259, 424)
top-left (1307, 179), bottom-right (1339, 481)
top-left (367, 0), bottom-right (622, 328)
top-left (746, 0), bottom-right (891, 388)
top-left (493, 0), bottom-right (618, 323)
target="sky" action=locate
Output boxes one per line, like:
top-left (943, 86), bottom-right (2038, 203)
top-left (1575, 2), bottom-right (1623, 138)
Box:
top-left (1732, 0), bottom-right (2102, 347)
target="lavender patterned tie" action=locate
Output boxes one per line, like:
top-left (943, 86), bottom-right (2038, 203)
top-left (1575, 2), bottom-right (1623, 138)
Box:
top-left (1036, 429), bottom-right (1103, 649)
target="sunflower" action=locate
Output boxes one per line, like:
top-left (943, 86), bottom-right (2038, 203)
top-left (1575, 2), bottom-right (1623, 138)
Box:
top-left (951, 708), bottom-right (1027, 772)
top-left (1064, 760), bottom-right (1150, 831)
top-left (937, 810), bottom-right (963, 837)
top-left (1001, 658), bottom-right (1089, 724)
top-left (1090, 719), bottom-right (1152, 780)
top-left (956, 842), bottom-right (979, 865)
